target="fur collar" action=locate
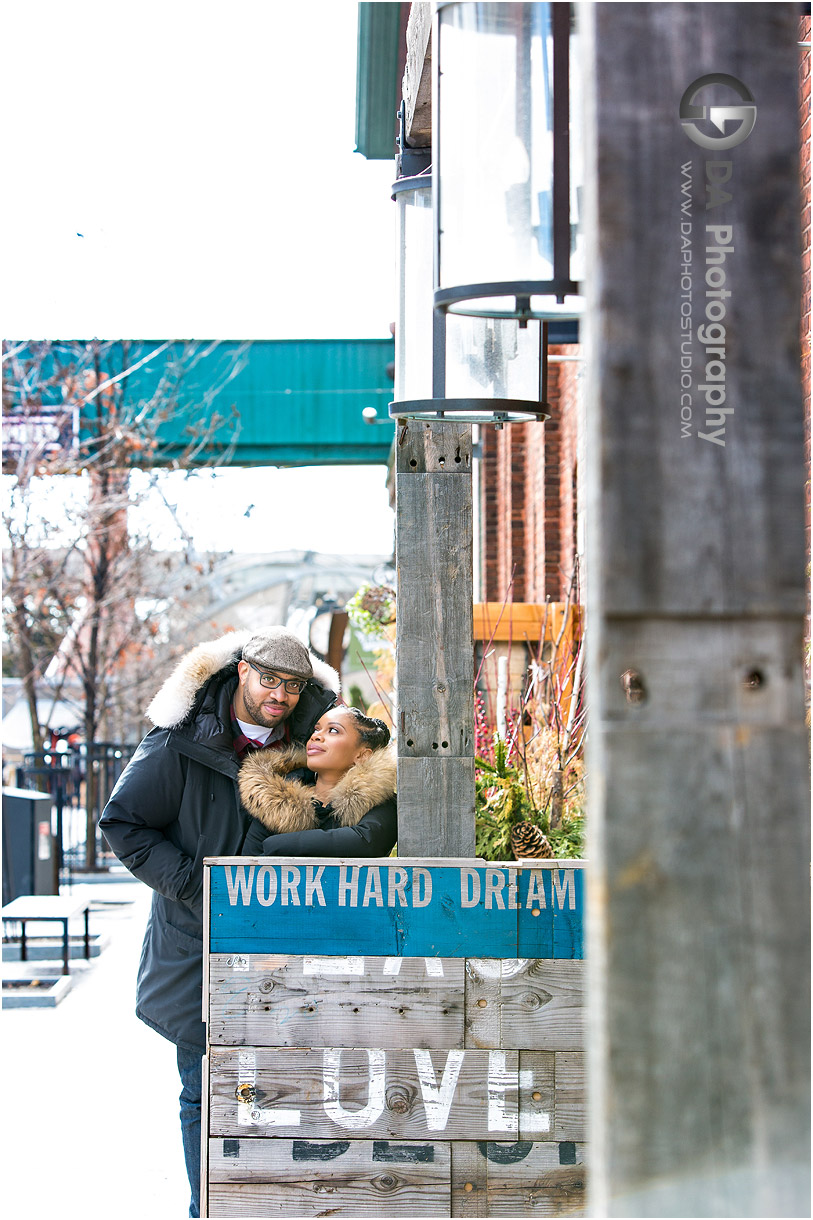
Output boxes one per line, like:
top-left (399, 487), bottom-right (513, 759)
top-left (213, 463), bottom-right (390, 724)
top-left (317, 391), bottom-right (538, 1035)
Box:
top-left (146, 630), bottom-right (340, 729)
top-left (238, 744), bottom-right (397, 834)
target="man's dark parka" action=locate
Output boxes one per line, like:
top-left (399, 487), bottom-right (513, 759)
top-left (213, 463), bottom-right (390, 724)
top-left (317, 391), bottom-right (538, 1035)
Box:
top-left (99, 631), bottom-right (339, 1051)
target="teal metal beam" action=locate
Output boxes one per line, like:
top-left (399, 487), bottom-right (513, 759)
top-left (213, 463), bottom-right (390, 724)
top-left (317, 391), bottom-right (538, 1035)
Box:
top-left (3, 339), bottom-right (396, 468)
top-left (149, 339), bottom-right (396, 466)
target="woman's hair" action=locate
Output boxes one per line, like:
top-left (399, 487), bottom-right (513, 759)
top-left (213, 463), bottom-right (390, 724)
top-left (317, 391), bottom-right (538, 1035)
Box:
top-left (341, 706), bottom-right (391, 751)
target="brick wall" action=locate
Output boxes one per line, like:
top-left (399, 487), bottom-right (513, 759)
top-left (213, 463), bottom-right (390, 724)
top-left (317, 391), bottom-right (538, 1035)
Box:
top-left (479, 346), bottom-right (582, 605)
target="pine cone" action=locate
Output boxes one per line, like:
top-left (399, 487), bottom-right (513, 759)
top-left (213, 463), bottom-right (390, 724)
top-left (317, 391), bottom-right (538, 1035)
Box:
top-left (510, 822), bottom-right (554, 859)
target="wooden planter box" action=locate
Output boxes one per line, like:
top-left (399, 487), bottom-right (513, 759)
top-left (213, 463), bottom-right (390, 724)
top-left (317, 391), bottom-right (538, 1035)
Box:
top-left (202, 857), bottom-right (586, 1218)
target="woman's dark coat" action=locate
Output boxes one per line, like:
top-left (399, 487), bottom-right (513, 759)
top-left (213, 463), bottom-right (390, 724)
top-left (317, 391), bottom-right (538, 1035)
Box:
top-left (99, 631), bottom-right (339, 1051)
top-left (240, 743), bottom-right (398, 857)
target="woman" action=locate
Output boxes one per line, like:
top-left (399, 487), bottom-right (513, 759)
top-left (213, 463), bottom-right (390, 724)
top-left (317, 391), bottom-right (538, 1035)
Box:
top-left (240, 706), bottom-right (396, 857)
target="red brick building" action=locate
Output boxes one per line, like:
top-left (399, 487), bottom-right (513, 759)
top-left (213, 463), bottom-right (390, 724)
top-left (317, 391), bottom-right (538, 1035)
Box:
top-left (478, 345), bottom-right (582, 604)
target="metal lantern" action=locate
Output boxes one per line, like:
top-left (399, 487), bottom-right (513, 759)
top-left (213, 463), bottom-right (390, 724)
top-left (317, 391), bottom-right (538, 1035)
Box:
top-left (389, 174), bottom-right (550, 425)
top-left (434, 0), bottom-right (583, 322)
top-left (393, 172), bottom-right (435, 403)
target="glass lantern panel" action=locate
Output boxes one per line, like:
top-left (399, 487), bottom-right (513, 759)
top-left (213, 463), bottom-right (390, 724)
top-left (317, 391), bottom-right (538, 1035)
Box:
top-left (445, 315), bottom-right (541, 401)
top-left (438, 2), bottom-right (555, 290)
top-left (395, 181), bottom-right (434, 402)
top-left (569, 19), bottom-right (585, 284)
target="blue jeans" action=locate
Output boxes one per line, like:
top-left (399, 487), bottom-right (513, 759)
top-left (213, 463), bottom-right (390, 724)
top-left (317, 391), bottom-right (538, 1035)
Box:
top-left (177, 1046), bottom-right (203, 1218)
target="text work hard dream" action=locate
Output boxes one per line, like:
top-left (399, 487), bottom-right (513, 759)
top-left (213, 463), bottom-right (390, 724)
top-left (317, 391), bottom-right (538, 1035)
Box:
top-left (221, 863), bottom-right (577, 912)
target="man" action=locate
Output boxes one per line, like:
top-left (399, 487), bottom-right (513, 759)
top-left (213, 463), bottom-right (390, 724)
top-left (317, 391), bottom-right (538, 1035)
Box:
top-left (100, 627), bottom-right (339, 1217)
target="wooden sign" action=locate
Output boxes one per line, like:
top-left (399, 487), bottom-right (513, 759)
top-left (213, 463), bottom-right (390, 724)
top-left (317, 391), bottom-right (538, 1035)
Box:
top-left (203, 858), bottom-right (586, 1218)
top-left (209, 859), bottom-right (584, 958)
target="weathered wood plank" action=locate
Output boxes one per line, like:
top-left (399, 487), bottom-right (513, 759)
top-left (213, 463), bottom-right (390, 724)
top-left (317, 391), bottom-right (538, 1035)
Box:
top-left (207, 1137), bottom-right (587, 1219)
top-left (463, 956), bottom-right (502, 1050)
top-left (208, 1138), bottom-right (450, 1217)
top-left (450, 1141), bottom-right (488, 1217)
top-left (450, 1141), bottom-right (588, 1218)
top-left (403, 2), bottom-right (432, 148)
top-left (207, 860), bottom-right (585, 959)
top-left (208, 954), bottom-right (585, 1052)
top-left (208, 1135), bottom-right (450, 1181)
top-left (201, 1054), bottom-right (211, 1219)
top-left (547, 1052), bottom-right (585, 1143)
top-left (208, 1047), bottom-right (555, 1141)
top-left (465, 959), bottom-right (584, 1052)
top-left (208, 953), bottom-right (466, 1049)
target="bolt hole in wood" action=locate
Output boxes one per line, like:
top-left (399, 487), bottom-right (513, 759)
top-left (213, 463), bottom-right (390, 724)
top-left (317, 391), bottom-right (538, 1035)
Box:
top-left (743, 668), bottom-right (766, 690)
top-left (409, 458), bottom-right (417, 468)
top-left (407, 739), bottom-right (414, 747)
top-left (620, 668), bottom-right (646, 704)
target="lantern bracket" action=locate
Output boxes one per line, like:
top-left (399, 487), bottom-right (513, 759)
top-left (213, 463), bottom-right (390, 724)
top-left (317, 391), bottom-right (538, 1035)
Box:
top-left (388, 397), bottom-right (549, 430)
top-left (435, 281), bottom-right (582, 324)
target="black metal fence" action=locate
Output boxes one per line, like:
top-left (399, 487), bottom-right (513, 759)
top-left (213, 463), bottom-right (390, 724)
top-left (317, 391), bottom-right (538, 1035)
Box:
top-left (15, 742), bottom-right (135, 881)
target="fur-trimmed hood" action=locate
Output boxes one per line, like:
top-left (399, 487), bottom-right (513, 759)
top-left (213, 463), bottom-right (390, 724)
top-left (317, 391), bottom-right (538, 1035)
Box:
top-left (238, 744), bottom-right (397, 834)
top-left (146, 630), bottom-right (341, 729)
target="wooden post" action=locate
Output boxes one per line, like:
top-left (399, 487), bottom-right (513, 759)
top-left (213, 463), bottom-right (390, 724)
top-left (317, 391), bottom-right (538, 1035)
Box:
top-left (583, 4), bottom-right (810, 1215)
top-left (395, 421), bottom-right (475, 858)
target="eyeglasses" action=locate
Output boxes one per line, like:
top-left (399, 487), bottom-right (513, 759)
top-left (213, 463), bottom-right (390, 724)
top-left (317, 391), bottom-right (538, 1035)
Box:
top-left (246, 661), bottom-right (307, 694)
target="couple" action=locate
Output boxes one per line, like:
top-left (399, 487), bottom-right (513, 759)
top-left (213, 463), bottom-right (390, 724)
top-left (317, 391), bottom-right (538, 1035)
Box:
top-left (100, 627), bottom-right (397, 1217)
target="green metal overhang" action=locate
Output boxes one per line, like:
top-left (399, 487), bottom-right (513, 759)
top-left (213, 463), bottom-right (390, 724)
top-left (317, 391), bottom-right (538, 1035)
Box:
top-left (355, 2), bottom-right (404, 160)
top-left (4, 339), bottom-right (396, 468)
top-left (141, 339), bottom-right (396, 466)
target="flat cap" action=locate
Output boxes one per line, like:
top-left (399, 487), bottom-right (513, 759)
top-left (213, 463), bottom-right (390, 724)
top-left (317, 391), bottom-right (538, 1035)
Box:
top-left (242, 628), bottom-right (313, 682)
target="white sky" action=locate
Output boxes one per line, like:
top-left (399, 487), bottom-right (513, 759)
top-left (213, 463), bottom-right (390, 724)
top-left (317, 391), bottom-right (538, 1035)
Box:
top-left (1, 0), bottom-right (398, 554)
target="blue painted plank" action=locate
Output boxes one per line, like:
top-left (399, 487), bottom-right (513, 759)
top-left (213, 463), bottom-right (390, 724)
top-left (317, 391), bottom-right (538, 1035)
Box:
top-left (208, 861), bottom-right (584, 960)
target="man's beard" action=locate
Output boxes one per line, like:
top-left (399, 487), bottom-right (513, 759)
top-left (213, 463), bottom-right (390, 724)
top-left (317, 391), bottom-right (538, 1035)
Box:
top-left (240, 686), bottom-right (289, 729)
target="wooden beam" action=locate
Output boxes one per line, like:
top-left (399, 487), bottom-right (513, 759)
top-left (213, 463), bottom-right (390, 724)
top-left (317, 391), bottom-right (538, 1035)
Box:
top-left (403, 2), bottom-right (432, 148)
top-left (473, 602), bottom-right (582, 644)
top-left (583, 4), bottom-right (809, 1216)
top-left (396, 421), bottom-right (475, 857)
